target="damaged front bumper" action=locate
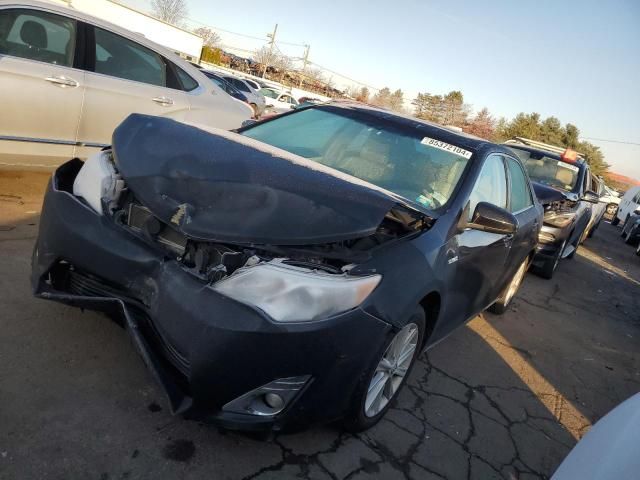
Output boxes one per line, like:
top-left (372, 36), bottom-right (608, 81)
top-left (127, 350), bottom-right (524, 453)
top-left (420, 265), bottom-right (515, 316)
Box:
top-left (32, 162), bottom-right (392, 432)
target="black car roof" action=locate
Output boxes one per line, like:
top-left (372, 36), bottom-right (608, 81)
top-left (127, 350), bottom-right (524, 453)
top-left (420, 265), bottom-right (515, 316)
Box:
top-left (318, 101), bottom-right (498, 154)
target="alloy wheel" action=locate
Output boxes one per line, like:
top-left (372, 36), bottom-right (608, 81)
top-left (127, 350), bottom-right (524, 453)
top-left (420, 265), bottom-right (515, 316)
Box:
top-left (364, 323), bottom-right (419, 418)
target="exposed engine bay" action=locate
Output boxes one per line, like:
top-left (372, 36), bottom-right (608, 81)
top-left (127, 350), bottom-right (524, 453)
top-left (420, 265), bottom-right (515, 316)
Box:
top-left (73, 148), bottom-right (432, 287)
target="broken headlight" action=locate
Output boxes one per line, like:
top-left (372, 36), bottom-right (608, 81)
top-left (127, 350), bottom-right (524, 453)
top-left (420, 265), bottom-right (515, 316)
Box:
top-left (211, 260), bottom-right (381, 322)
top-left (73, 150), bottom-right (124, 214)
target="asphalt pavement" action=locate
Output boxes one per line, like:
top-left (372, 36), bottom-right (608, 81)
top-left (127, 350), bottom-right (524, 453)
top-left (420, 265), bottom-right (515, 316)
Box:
top-left (1, 170), bottom-right (638, 479)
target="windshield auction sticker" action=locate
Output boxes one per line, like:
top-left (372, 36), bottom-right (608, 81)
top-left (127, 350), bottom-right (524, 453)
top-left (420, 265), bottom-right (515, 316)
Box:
top-left (558, 161), bottom-right (579, 172)
top-left (421, 137), bottom-right (473, 159)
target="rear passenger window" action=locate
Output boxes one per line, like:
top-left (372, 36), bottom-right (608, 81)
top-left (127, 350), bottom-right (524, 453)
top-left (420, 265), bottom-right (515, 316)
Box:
top-left (0, 8), bottom-right (76, 66)
top-left (468, 155), bottom-right (508, 219)
top-left (93, 27), bottom-right (165, 87)
top-left (174, 65), bottom-right (198, 91)
top-left (507, 158), bottom-right (533, 212)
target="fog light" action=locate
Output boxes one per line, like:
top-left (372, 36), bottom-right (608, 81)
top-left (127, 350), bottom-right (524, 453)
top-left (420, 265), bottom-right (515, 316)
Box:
top-left (264, 393), bottom-right (284, 410)
top-left (222, 375), bottom-right (311, 417)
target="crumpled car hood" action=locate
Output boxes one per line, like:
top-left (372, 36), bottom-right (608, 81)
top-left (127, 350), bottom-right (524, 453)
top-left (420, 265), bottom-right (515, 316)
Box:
top-left (112, 114), bottom-right (419, 245)
top-left (532, 181), bottom-right (567, 205)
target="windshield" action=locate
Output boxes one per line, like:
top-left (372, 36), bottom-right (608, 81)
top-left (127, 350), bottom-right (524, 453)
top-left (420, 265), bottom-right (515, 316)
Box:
top-left (242, 108), bottom-right (472, 209)
top-left (507, 146), bottom-right (579, 191)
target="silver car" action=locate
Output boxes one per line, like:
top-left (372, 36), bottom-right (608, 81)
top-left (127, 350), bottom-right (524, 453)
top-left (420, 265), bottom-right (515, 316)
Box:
top-left (0, 0), bottom-right (252, 167)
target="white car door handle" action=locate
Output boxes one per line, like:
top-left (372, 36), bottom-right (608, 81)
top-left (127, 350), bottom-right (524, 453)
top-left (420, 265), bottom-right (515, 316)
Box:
top-left (152, 96), bottom-right (174, 106)
top-left (44, 75), bottom-right (79, 88)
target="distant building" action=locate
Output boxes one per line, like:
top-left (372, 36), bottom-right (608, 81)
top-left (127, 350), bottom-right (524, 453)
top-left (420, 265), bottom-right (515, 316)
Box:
top-left (51, 0), bottom-right (203, 60)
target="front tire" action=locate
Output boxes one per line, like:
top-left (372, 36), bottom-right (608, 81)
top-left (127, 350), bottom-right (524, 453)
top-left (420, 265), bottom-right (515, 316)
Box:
top-left (344, 307), bottom-right (425, 432)
top-left (536, 238), bottom-right (567, 279)
top-left (489, 257), bottom-right (529, 314)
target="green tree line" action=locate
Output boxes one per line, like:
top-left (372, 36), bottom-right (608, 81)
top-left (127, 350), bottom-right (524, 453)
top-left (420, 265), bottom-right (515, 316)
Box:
top-left (362, 86), bottom-right (610, 177)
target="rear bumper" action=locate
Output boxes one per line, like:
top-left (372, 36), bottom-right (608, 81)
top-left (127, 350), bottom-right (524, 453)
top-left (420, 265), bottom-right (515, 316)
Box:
top-left (31, 162), bottom-right (391, 431)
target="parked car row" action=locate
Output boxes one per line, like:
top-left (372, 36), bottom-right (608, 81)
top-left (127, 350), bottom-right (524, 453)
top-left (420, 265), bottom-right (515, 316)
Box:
top-left (504, 138), bottom-right (602, 279)
top-left (609, 184), bottom-right (640, 256)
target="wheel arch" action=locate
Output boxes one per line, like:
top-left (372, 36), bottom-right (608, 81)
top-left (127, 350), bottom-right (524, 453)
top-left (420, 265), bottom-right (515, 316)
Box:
top-left (419, 291), bottom-right (441, 348)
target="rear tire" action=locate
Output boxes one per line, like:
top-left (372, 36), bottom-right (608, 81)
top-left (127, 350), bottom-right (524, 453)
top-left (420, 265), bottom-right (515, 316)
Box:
top-left (621, 215), bottom-right (631, 238)
top-left (343, 307), bottom-right (426, 432)
top-left (605, 203), bottom-right (618, 221)
top-left (624, 225), bottom-right (637, 245)
top-left (489, 257), bottom-right (529, 314)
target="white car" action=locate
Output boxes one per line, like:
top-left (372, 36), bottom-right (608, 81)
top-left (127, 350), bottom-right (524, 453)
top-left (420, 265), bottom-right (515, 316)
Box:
top-left (241, 78), bottom-right (262, 91)
top-left (552, 393), bottom-right (640, 479)
top-left (0, 0), bottom-right (251, 168)
top-left (260, 88), bottom-right (299, 114)
top-left (612, 185), bottom-right (640, 226)
top-left (222, 75), bottom-right (266, 117)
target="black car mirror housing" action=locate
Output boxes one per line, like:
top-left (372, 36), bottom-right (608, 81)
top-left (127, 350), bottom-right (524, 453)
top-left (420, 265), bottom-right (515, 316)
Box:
top-left (466, 202), bottom-right (518, 235)
top-left (582, 190), bottom-right (600, 204)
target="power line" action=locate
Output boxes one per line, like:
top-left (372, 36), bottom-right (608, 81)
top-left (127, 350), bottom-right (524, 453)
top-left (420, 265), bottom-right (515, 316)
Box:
top-left (582, 137), bottom-right (640, 147)
top-left (183, 15), bottom-right (306, 47)
top-left (307, 61), bottom-right (380, 92)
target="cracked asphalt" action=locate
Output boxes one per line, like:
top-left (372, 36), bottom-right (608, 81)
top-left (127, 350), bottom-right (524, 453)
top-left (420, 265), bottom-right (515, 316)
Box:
top-left (1, 170), bottom-right (639, 479)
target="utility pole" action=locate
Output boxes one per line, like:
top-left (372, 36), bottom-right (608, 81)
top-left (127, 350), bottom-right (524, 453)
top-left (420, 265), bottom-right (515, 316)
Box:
top-left (299, 44), bottom-right (310, 88)
top-left (262, 23), bottom-right (278, 78)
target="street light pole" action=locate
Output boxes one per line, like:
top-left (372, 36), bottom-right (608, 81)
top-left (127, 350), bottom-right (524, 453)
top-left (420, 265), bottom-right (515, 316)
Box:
top-left (299, 44), bottom-right (310, 88)
top-left (262, 23), bottom-right (278, 78)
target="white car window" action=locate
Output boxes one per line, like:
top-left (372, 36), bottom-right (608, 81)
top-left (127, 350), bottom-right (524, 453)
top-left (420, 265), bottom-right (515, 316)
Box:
top-left (93, 27), bottom-right (166, 87)
top-left (0, 8), bottom-right (76, 66)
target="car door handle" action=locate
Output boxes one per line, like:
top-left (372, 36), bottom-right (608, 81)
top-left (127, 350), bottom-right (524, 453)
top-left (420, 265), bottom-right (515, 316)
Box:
top-left (152, 96), bottom-right (174, 106)
top-left (44, 75), bottom-right (79, 88)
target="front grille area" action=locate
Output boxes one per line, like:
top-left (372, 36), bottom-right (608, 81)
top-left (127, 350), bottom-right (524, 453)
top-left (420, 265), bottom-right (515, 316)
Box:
top-left (62, 267), bottom-right (191, 379)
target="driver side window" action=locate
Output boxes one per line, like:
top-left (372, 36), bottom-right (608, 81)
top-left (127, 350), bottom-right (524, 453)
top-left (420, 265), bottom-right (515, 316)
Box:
top-left (468, 155), bottom-right (507, 220)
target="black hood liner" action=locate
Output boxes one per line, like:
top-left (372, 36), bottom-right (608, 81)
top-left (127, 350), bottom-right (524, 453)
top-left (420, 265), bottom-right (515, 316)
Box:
top-left (112, 114), bottom-right (414, 245)
top-left (532, 182), bottom-right (566, 205)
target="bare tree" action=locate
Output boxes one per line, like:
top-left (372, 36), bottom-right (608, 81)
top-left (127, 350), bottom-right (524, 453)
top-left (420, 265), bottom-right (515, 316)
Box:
top-left (151, 0), bottom-right (188, 25)
top-left (253, 46), bottom-right (279, 71)
top-left (304, 67), bottom-right (325, 84)
top-left (193, 27), bottom-right (221, 47)
top-left (273, 54), bottom-right (293, 81)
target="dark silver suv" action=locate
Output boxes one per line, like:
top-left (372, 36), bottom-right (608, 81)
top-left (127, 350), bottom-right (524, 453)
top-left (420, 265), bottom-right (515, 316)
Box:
top-left (505, 139), bottom-right (600, 279)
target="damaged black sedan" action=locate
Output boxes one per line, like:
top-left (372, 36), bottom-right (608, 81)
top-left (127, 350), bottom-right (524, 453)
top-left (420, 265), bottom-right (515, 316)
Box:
top-left (32, 104), bottom-right (541, 432)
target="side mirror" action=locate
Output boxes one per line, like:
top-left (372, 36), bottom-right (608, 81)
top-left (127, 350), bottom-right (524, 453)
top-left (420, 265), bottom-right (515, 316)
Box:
top-left (466, 202), bottom-right (517, 235)
top-left (241, 119), bottom-right (257, 128)
top-left (582, 190), bottom-right (600, 203)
